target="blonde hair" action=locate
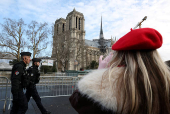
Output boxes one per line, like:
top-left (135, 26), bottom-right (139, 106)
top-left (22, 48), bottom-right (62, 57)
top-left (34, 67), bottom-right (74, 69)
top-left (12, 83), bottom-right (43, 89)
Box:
top-left (105, 50), bottom-right (170, 114)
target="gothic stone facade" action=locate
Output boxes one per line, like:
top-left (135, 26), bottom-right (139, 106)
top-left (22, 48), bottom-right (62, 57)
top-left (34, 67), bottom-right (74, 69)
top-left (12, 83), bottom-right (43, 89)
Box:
top-left (52, 9), bottom-right (114, 70)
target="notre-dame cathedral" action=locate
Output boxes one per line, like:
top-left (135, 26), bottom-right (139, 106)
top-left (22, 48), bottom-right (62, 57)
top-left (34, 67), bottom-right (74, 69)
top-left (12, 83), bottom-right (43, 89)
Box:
top-left (51, 8), bottom-right (116, 70)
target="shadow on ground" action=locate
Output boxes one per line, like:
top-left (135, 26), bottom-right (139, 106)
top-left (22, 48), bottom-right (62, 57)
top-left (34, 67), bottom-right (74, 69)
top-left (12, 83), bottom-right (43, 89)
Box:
top-left (0, 96), bottom-right (78, 114)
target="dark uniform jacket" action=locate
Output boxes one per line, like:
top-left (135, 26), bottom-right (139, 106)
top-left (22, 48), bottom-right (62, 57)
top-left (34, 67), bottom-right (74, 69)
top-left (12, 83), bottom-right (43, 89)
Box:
top-left (69, 68), bottom-right (125, 114)
top-left (27, 65), bottom-right (40, 87)
top-left (11, 61), bottom-right (29, 94)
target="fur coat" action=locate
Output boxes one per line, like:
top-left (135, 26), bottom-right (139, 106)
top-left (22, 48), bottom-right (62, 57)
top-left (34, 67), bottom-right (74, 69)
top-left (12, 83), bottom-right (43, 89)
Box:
top-left (69, 67), bottom-right (125, 114)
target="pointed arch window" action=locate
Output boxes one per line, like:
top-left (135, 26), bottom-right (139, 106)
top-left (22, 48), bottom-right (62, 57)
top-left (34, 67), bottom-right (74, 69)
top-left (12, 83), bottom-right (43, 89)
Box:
top-left (79, 18), bottom-right (81, 30)
top-left (76, 17), bottom-right (78, 28)
top-left (57, 24), bottom-right (59, 34)
top-left (69, 18), bottom-right (71, 30)
top-left (62, 23), bottom-right (65, 32)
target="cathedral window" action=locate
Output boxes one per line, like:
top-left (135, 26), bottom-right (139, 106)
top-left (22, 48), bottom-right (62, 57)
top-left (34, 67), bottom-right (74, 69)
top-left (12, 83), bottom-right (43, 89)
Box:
top-left (69, 18), bottom-right (71, 30)
top-left (62, 23), bottom-right (65, 32)
top-left (79, 18), bottom-right (81, 30)
top-left (57, 24), bottom-right (59, 34)
top-left (76, 17), bottom-right (78, 28)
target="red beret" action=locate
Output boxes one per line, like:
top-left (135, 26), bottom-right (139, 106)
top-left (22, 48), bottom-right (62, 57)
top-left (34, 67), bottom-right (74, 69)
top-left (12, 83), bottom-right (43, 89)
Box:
top-left (112, 28), bottom-right (163, 50)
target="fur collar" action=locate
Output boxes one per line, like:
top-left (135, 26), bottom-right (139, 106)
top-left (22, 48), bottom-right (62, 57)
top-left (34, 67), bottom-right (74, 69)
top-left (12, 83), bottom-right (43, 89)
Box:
top-left (78, 67), bottom-right (125, 111)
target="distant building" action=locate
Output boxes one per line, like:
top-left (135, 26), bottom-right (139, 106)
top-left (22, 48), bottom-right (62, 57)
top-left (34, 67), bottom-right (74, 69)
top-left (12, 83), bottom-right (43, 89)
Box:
top-left (52, 8), bottom-right (116, 71)
top-left (0, 62), bottom-right (12, 71)
top-left (36, 56), bottom-right (54, 66)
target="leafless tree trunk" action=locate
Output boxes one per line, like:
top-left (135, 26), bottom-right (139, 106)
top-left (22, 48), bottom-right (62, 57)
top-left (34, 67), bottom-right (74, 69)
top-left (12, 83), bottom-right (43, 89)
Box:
top-left (27, 21), bottom-right (50, 58)
top-left (53, 30), bottom-right (87, 71)
top-left (0, 18), bottom-right (26, 61)
top-left (54, 32), bottom-right (73, 71)
top-left (74, 38), bottom-right (87, 69)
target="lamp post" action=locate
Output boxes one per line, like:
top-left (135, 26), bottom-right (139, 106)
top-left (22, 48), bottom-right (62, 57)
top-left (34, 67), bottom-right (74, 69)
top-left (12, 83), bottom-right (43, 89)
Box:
top-left (133, 16), bottom-right (147, 29)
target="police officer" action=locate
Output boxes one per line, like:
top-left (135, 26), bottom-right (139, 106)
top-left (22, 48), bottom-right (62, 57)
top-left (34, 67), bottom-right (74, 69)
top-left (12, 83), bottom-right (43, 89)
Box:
top-left (10, 52), bottom-right (31, 114)
top-left (25, 58), bottom-right (51, 114)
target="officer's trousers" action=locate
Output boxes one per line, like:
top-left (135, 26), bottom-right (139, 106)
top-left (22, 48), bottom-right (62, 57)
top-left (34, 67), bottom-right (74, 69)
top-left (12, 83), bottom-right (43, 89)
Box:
top-left (10, 91), bottom-right (28, 114)
top-left (25, 85), bottom-right (47, 114)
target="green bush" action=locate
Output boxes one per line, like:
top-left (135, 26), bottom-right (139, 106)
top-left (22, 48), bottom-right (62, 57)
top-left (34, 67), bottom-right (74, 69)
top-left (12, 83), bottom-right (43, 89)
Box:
top-left (40, 64), bottom-right (57, 73)
top-left (40, 66), bottom-right (52, 74)
top-left (86, 60), bottom-right (98, 69)
top-left (51, 61), bottom-right (57, 72)
top-left (9, 59), bottom-right (19, 65)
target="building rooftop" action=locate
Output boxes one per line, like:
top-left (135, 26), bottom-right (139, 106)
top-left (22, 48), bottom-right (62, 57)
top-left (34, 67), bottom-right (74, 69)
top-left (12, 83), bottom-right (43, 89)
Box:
top-left (85, 39), bottom-right (112, 48)
top-left (0, 62), bottom-right (12, 70)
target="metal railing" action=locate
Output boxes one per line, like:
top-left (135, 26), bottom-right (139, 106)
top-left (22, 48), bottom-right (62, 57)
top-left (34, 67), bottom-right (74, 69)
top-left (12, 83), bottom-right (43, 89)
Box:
top-left (0, 77), bottom-right (10, 112)
top-left (41, 72), bottom-right (80, 77)
top-left (37, 76), bottom-right (80, 98)
top-left (0, 75), bottom-right (84, 112)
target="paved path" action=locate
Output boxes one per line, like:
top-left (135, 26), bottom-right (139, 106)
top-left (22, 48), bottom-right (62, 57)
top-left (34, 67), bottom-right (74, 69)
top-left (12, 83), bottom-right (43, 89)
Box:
top-left (0, 96), bottom-right (78, 114)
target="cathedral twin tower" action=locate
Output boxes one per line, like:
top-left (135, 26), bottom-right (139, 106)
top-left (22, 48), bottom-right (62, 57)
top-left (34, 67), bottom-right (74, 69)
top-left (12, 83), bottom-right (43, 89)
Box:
top-left (52, 8), bottom-right (113, 70)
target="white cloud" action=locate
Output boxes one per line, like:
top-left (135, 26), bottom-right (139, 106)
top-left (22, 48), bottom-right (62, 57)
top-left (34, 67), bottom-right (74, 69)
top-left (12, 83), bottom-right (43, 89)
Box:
top-left (0, 0), bottom-right (170, 60)
top-left (0, 0), bottom-right (14, 16)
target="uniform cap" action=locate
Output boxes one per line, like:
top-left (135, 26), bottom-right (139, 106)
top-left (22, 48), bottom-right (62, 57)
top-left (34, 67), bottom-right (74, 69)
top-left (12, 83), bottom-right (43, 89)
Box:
top-left (112, 28), bottom-right (163, 50)
top-left (20, 52), bottom-right (31, 56)
top-left (32, 58), bottom-right (41, 62)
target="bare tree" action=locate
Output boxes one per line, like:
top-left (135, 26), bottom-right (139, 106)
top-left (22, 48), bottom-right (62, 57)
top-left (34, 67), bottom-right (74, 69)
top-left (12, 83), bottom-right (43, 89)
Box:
top-left (0, 18), bottom-right (26, 61)
top-left (27, 21), bottom-right (50, 58)
top-left (53, 31), bottom-right (87, 71)
top-left (54, 32), bottom-right (73, 71)
top-left (74, 38), bottom-right (87, 69)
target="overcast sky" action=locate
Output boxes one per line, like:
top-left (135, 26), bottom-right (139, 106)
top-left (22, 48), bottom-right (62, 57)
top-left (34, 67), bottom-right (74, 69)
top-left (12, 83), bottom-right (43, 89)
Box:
top-left (0, 0), bottom-right (170, 61)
